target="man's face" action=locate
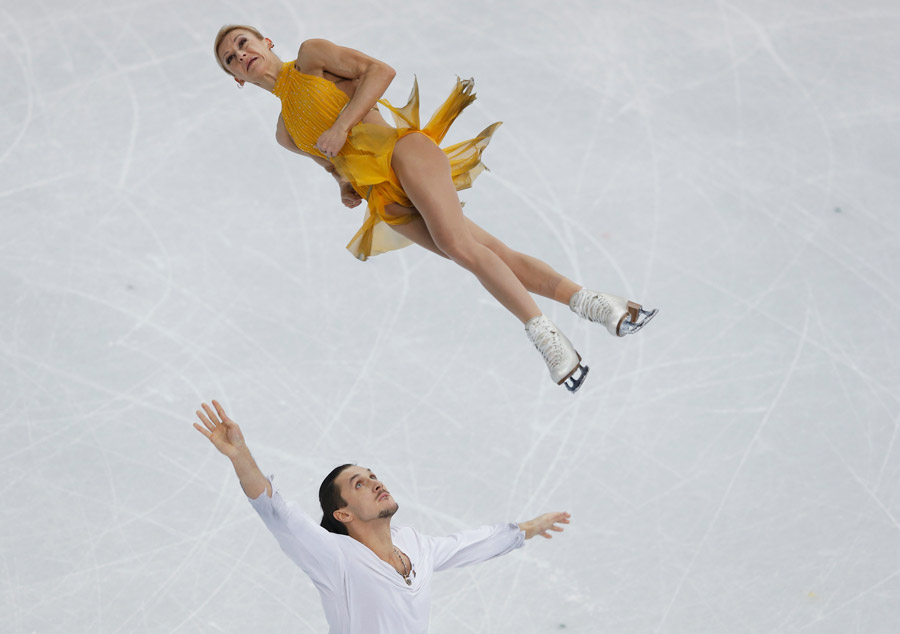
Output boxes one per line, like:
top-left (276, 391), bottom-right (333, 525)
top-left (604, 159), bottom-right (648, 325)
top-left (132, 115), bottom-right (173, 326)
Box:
top-left (335, 466), bottom-right (399, 524)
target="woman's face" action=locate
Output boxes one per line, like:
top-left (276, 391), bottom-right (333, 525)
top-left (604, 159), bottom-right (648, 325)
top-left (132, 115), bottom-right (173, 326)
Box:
top-left (217, 29), bottom-right (275, 85)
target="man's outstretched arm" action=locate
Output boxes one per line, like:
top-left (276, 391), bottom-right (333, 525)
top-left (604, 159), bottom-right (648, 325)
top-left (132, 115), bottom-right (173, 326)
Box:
top-left (193, 400), bottom-right (271, 499)
top-left (430, 512), bottom-right (571, 572)
top-left (193, 400), bottom-right (345, 591)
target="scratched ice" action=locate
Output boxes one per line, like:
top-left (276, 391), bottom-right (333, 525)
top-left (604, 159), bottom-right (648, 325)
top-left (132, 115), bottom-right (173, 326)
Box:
top-left (2, 1), bottom-right (899, 632)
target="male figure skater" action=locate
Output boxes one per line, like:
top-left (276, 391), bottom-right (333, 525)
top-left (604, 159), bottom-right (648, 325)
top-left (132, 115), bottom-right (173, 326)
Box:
top-left (193, 400), bottom-right (570, 634)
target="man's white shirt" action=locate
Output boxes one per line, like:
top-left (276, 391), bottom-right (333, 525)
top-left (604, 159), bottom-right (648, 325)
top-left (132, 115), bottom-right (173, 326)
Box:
top-left (249, 476), bottom-right (525, 634)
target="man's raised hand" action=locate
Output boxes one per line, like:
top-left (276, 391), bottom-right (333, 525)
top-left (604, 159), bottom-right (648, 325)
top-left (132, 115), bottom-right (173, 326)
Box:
top-left (193, 400), bottom-right (246, 459)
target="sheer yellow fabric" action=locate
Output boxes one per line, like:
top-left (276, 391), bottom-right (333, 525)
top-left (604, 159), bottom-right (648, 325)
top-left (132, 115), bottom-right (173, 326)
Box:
top-left (273, 61), bottom-right (500, 261)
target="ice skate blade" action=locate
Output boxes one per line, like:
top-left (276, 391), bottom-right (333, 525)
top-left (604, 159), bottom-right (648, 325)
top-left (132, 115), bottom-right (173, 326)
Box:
top-left (618, 306), bottom-right (659, 336)
top-left (561, 364), bottom-right (589, 393)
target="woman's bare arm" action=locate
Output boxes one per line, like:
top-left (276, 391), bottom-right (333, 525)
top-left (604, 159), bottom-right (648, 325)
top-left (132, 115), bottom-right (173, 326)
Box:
top-left (276, 115), bottom-right (362, 208)
top-left (294, 38), bottom-right (395, 156)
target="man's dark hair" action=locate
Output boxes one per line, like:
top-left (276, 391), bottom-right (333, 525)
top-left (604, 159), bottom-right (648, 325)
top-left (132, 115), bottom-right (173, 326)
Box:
top-left (319, 463), bottom-right (355, 535)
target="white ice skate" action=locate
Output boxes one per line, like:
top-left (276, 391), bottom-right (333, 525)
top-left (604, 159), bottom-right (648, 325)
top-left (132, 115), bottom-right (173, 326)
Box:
top-left (525, 315), bottom-right (589, 393)
top-left (569, 289), bottom-right (658, 337)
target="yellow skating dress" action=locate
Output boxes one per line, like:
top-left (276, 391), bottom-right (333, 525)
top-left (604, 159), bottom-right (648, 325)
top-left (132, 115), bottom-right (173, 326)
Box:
top-left (272, 61), bottom-right (500, 261)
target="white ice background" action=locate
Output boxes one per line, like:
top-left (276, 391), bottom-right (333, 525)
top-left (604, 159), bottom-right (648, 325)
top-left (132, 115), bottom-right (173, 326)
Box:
top-left (2, 0), bottom-right (900, 632)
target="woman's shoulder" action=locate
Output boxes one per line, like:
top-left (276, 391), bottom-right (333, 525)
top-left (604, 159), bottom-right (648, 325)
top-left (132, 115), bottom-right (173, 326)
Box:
top-left (298, 37), bottom-right (334, 51)
top-left (295, 38), bottom-right (338, 72)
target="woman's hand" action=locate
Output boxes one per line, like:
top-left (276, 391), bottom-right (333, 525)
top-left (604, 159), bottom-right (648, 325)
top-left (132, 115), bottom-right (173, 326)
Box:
top-left (340, 181), bottom-right (362, 208)
top-left (193, 400), bottom-right (247, 459)
top-left (316, 124), bottom-right (349, 158)
top-left (519, 512), bottom-right (571, 540)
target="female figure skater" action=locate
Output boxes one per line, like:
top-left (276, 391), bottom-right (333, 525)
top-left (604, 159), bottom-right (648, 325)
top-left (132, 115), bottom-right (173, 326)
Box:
top-left (214, 25), bottom-right (657, 392)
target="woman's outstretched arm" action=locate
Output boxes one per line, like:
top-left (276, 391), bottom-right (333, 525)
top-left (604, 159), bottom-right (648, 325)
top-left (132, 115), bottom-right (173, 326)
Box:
top-left (193, 400), bottom-right (271, 499)
top-left (294, 38), bottom-right (395, 156)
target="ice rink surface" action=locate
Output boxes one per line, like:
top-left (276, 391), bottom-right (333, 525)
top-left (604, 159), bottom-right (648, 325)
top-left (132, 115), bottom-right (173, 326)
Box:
top-left (2, 0), bottom-right (899, 632)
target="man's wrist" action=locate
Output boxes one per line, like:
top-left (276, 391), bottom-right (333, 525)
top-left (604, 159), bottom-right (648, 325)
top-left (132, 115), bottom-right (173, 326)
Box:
top-left (230, 447), bottom-right (255, 467)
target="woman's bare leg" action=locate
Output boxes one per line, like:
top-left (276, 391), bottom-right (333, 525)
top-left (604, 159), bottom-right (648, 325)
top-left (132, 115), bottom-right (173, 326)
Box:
top-left (390, 133), bottom-right (541, 324)
top-left (387, 206), bottom-right (581, 305)
top-left (385, 209), bottom-right (448, 259)
top-left (385, 192), bottom-right (589, 389)
top-left (462, 218), bottom-right (581, 304)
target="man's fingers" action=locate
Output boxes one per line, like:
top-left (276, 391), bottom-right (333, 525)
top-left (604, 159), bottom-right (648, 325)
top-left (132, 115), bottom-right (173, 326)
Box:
top-left (202, 402), bottom-right (220, 425)
top-left (196, 409), bottom-right (216, 432)
top-left (212, 400), bottom-right (229, 423)
top-left (193, 422), bottom-right (212, 439)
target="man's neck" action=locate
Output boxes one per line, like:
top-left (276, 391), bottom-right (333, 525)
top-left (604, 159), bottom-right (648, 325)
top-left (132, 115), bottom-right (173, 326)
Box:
top-left (349, 517), bottom-right (396, 562)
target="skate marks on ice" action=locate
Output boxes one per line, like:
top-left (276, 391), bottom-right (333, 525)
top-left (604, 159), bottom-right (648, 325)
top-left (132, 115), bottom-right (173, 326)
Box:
top-left (3, 1), bottom-right (900, 633)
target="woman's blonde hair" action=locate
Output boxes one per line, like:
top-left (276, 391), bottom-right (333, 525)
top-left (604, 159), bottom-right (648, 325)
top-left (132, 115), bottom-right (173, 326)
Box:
top-left (214, 24), bottom-right (265, 75)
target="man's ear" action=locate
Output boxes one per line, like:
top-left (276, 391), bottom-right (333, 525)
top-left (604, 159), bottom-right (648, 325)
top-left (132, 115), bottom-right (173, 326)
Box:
top-left (334, 508), bottom-right (352, 525)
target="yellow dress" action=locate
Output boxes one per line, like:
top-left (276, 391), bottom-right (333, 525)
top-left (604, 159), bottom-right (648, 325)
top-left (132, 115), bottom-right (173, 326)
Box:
top-left (272, 60), bottom-right (500, 261)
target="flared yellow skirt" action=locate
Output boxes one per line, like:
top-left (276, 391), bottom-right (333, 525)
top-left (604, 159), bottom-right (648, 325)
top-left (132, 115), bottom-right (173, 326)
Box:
top-left (331, 77), bottom-right (500, 261)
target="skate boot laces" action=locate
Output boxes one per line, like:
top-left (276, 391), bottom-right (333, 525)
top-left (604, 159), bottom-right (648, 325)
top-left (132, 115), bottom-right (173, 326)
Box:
top-left (570, 289), bottom-right (659, 337)
top-left (569, 289), bottom-right (615, 327)
top-left (526, 316), bottom-right (565, 369)
top-left (525, 315), bottom-right (589, 392)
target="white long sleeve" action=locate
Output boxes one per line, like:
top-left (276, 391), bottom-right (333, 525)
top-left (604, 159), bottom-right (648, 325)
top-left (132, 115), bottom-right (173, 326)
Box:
top-left (248, 476), bottom-right (345, 595)
top-left (429, 522), bottom-right (525, 571)
top-left (247, 476), bottom-right (525, 633)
